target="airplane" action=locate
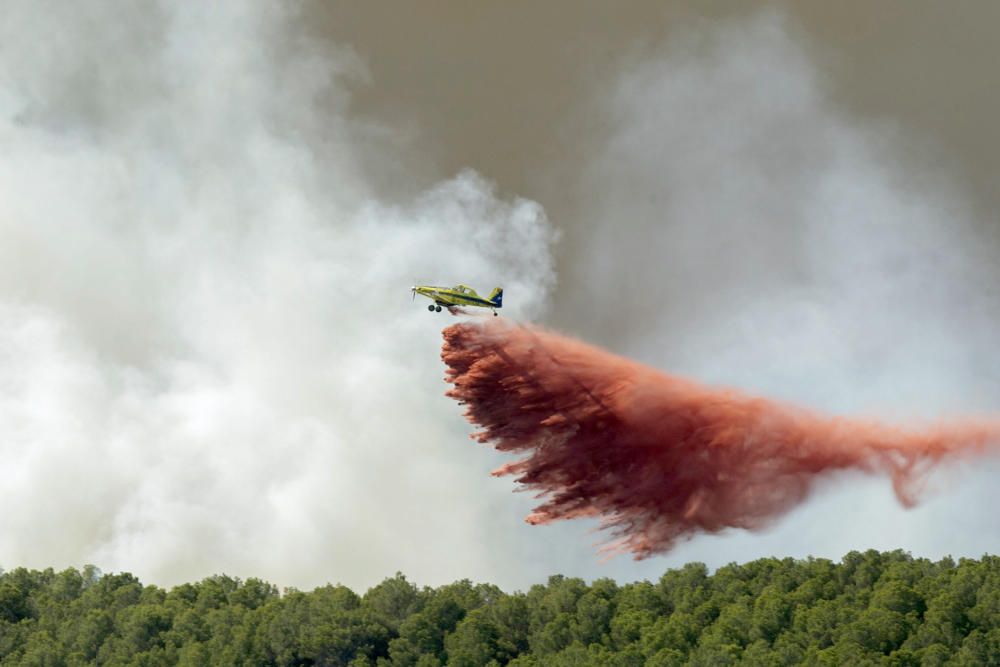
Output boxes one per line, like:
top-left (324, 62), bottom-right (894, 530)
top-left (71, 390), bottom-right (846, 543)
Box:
top-left (411, 284), bottom-right (503, 315)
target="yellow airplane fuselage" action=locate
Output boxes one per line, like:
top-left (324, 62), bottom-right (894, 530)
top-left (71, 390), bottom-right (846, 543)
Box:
top-left (412, 284), bottom-right (503, 314)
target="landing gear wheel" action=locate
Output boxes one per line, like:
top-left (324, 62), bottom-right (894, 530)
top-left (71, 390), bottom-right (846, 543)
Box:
top-left (428, 304), bottom-right (435, 312)
top-left (435, 305), bottom-right (442, 312)
top-left (493, 312), bottom-right (498, 316)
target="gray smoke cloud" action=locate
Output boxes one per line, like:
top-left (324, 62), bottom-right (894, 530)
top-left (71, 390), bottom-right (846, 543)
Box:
top-left (1, 2), bottom-right (996, 592)
top-left (550, 11), bottom-right (1000, 571)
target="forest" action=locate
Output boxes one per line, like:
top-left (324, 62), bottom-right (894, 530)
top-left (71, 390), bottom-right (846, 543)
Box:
top-left (1, 550), bottom-right (998, 666)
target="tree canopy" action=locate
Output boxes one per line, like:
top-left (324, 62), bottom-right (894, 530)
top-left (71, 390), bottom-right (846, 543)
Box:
top-left (1, 551), bottom-right (998, 666)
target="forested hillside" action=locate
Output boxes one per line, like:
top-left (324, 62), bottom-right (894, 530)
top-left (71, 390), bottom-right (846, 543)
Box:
top-left (1, 550), bottom-right (998, 666)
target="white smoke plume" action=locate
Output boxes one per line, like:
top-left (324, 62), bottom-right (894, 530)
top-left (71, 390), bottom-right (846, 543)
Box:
top-left (0, 1), bottom-right (556, 589)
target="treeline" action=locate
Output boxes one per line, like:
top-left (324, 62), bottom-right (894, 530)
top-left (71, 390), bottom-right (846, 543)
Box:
top-left (1, 550), bottom-right (998, 666)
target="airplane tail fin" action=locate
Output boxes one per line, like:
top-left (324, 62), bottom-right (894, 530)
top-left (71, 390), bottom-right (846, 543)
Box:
top-left (488, 287), bottom-right (503, 308)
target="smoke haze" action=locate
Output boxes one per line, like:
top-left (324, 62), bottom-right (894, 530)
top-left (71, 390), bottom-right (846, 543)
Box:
top-left (443, 320), bottom-right (1000, 557)
top-left (1, 1), bottom-right (998, 591)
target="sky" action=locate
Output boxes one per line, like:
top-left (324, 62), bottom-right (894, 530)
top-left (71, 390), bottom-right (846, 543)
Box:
top-left (0, 1), bottom-right (998, 593)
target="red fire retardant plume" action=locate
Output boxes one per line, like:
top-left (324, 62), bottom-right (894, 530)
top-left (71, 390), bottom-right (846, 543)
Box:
top-left (441, 320), bottom-right (1000, 558)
